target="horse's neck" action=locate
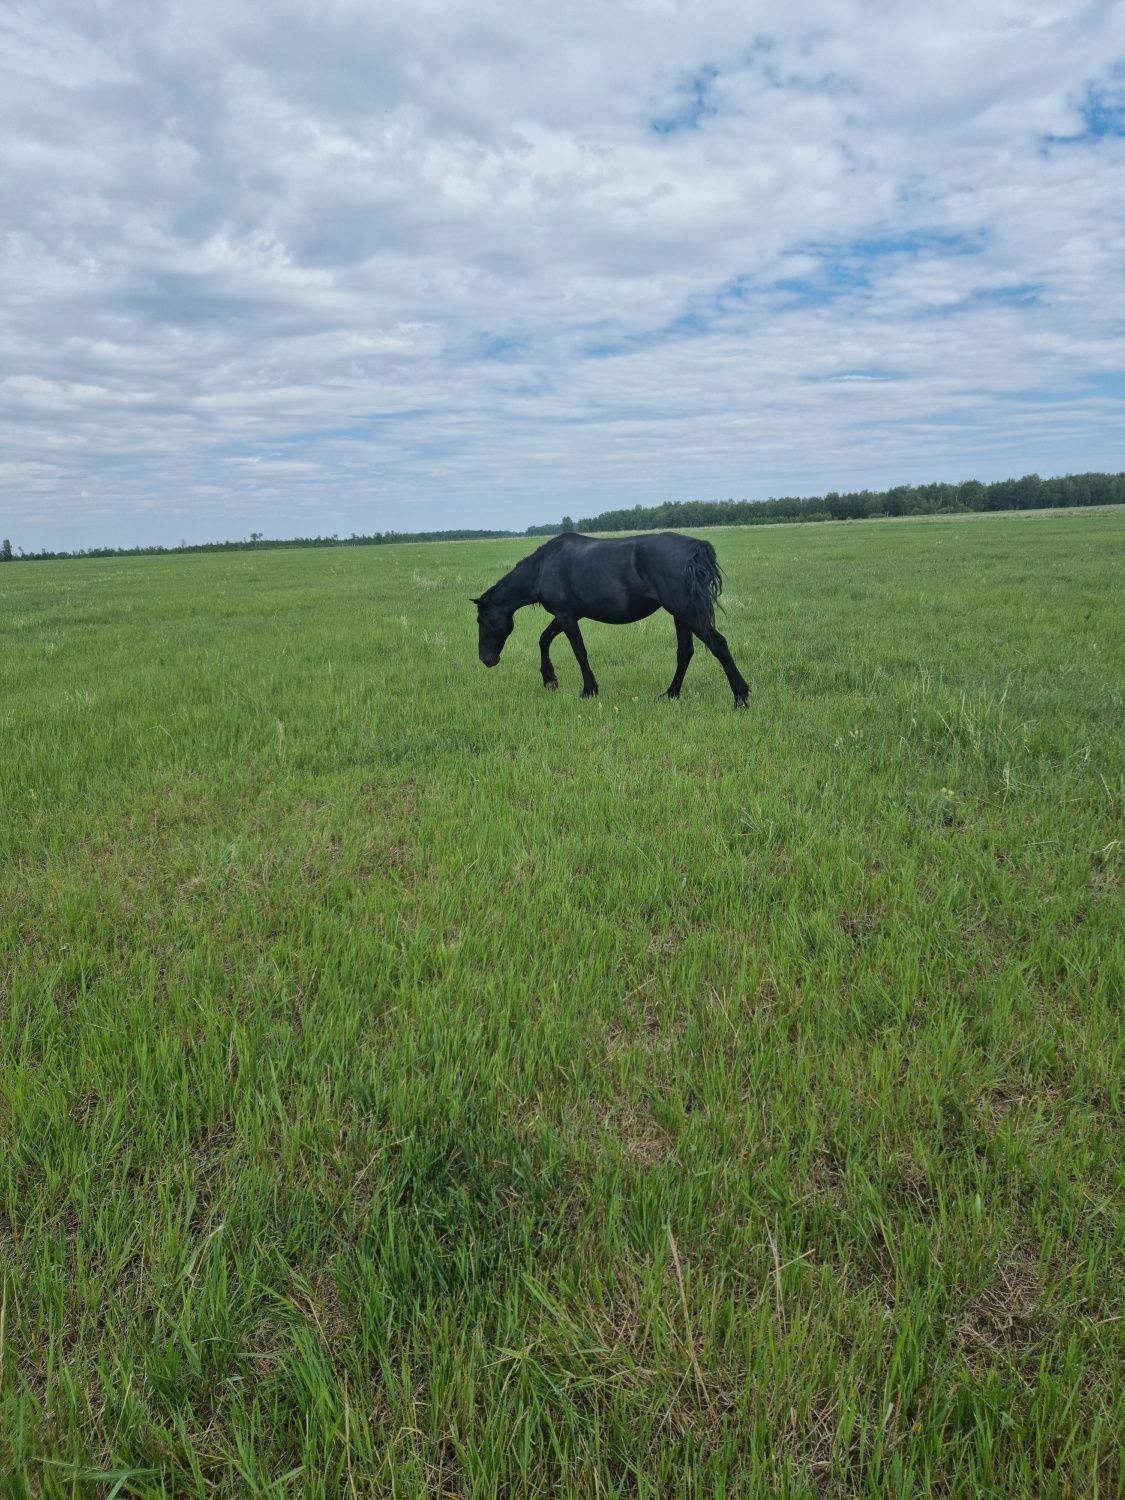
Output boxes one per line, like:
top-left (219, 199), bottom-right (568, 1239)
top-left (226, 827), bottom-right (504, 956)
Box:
top-left (491, 558), bottom-right (539, 609)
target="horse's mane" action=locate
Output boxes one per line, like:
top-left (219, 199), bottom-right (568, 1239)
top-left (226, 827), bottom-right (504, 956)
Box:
top-left (482, 533), bottom-right (578, 602)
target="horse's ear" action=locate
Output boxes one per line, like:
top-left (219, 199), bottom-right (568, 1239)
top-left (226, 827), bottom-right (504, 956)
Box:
top-left (470, 595), bottom-right (481, 605)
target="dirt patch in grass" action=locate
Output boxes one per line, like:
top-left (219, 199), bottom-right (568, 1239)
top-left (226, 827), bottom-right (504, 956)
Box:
top-left (806, 1149), bottom-right (847, 1209)
top-left (953, 1243), bottom-right (1044, 1367)
top-left (603, 998), bottom-right (685, 1064)
top-left (425, 1431), bottom-right (464, 1500)
top-left (838, 905), bottom-right (886, 942)
top-left (888, 1146), bottom-right (934, 1215)
top-left (599, 1105), bottom-right (674, 1168)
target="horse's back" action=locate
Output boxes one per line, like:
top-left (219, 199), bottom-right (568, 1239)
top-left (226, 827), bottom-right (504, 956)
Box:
top-left (560, 531), bottom-right (703, 575)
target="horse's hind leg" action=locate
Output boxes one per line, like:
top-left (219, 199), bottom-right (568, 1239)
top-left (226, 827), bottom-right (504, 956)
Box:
top-left (539, 617), bottom-right (563, 689)
top-left (663, 617), bottom-right (695, 699)
top-left (698, 626), bottom-right (750, 707)
top-left (559, 616), bottom-right (599, 697)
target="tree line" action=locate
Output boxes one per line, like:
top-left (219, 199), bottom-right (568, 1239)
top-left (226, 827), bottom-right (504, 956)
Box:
top-left (524, 471), bottom-right (1125, 535)
top-left (2, 471), bottom-right (1122, 562)
top-left (0, 527), bottom-right (522, 562)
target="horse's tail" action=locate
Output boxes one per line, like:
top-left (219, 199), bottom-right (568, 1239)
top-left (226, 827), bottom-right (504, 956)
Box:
top-left (684, 540), bottom-right (723, 633)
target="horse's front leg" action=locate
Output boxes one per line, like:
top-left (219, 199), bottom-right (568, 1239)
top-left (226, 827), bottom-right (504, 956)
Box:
top-left (559, 616), bottom-right (598, 697)
top-left (539, 618), bottom-right (563, 689)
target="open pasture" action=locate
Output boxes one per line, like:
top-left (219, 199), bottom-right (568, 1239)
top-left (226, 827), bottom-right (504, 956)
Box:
top-left (1, 510), bottom-right (1123, 1497)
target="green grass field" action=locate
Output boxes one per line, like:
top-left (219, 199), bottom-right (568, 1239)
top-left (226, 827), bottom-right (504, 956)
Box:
top-left (2, 509), bottom-right (1123, 1497)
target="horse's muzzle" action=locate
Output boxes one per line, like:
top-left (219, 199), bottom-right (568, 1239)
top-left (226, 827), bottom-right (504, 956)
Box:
top-left (480, 652), bottom-right (500, 668)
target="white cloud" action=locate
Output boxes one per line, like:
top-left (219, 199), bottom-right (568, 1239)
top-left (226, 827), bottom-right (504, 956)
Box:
top-left (1, 0), bottom-right (1123, 548)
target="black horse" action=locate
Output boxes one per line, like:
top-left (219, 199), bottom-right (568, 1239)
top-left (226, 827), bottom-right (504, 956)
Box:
top-left (472, 532), bottom-right (749, 706)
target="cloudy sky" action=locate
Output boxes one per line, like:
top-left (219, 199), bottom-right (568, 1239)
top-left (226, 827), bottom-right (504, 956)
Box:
top-left (2, 1), bottom-right (1124, 550)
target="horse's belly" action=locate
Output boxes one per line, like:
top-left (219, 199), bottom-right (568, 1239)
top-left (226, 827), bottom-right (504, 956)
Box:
top-left (585, 598), bottom-right (660, 625)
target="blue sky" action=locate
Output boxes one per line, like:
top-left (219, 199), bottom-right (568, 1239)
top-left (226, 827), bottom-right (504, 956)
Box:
top-left (1, 0), bottom-right (1124, 550)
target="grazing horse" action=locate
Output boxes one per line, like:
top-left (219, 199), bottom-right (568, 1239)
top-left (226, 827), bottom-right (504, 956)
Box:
top-left (472, 532), bottom-right (749, 706)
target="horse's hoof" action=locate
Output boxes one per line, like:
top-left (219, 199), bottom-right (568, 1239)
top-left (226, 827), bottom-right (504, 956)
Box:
top-left (581, 688), bottom-right (599, 698)
top-left (543, 678), bottom-right (559, 691)
top-left (734, 695), bottom-right (750, 710)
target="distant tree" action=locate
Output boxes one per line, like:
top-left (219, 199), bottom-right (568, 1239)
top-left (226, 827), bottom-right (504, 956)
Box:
top-left (560, 515), bottom-right (576, 532)
top-left (250, 531), bottom-right (263, 546)
top-left (1013, 473), bottom-right (1041, 509)
top-left (0, 538), bottom-right (11, 562)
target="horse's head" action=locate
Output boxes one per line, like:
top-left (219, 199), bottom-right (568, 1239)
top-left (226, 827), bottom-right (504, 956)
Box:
top-left (471, 596), bottom-right (514, 667)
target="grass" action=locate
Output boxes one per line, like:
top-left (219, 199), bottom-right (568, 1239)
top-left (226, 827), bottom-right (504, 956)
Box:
top-left (1, 507), bottom-right (1122, 1497)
